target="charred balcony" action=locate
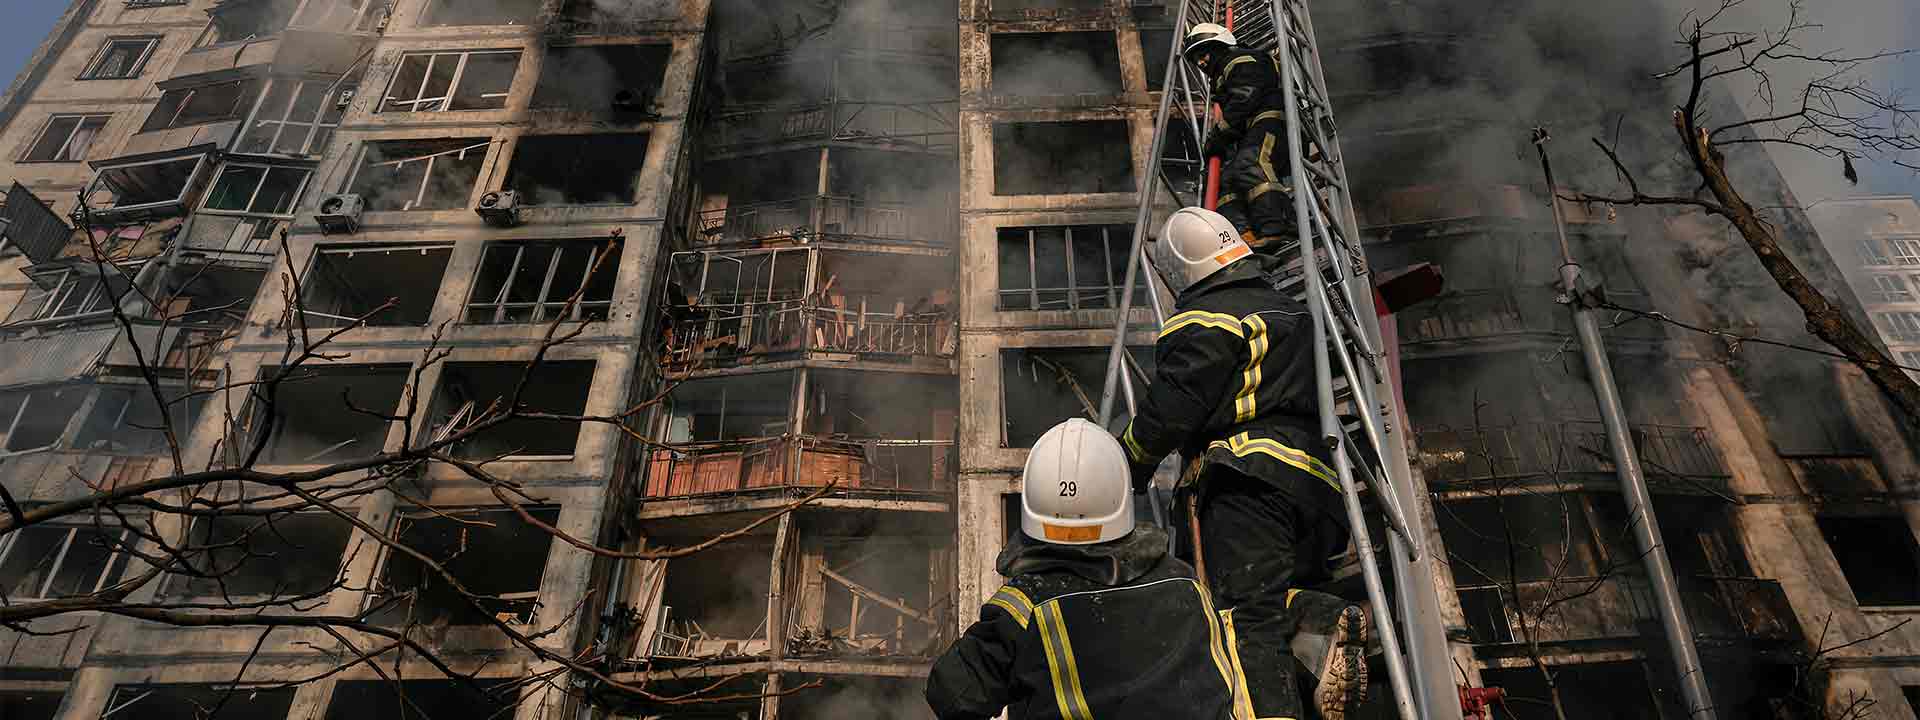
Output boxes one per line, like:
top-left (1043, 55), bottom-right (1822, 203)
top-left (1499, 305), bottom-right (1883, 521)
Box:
top-left (707, 51), bottom-right (958, 157)
top-left (694, 149), bottom-right (957, 249)
top-left (1414, 422), bottom-right (1730, 494)
top-left (166, 0), bottom-right (382, 80)
top-left (710, 0), bottom-right (957, 64)
top-left (1454, 574), bottom-right (1803, 655)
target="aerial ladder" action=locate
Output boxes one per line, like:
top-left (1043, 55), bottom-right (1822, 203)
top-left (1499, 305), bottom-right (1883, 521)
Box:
top-left (1094, 0), bottom-right (1463, 719)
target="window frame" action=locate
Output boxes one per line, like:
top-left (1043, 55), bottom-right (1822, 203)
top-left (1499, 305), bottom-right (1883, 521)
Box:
top-left (464, 241), bottom-right (621, 324)
top-left (343, 138), bottom-right (491, 212)
top-left (239, 76), bottom-right (352, 156)
top-left (379, 49), bottom-right (522, 113)
top-left (0, 524), bottom-right (131, 600)
top-left (1888, 238), bottom-right (1920, 266)
top-left (140, 79), bottom-right (264, 133)
top-left (1858, 238), bottom-right (1891, 266)
top-left (1881, 311), bottom-right (1920, 341)
top-left (85, 152), bottom-right (214, 215)
top-left (9, 266), bottom-right (125, 325)
top-left (19, 114), bottom-right (111, 163)
top-left (996, 224), bottom-right (1146, 311)
top-left (1870, 274), bottom-right (1914, 303)
top-left (78, 36), bottom-right (160, 80)
top-left (198, 161), bottom-right (313, 219)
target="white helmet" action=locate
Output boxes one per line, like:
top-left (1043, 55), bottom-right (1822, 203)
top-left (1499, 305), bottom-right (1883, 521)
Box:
top-left (1183, 23), bottom-right (1237, 60)
top-left (1021, 419), bottom-right (1134, 546)
top-left (1151, 206), bottom-right (1252, 297)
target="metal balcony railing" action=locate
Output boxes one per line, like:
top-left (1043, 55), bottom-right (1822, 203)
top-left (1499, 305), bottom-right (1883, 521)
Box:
top-left (706, 100), bottom-right (958, 154)
top-left (694, 195), bottom-right (956, 247)
top-left (640, 435), bottom-right (954, 499)
top-left (1414, 422), bottom-right (1728, 485)
top-left (1396, 287), bottom-right (1664, 344)
top-left (664, 300), bottom-right (955, 367)
top-left (1454, 575), bottom-right (1800, 647)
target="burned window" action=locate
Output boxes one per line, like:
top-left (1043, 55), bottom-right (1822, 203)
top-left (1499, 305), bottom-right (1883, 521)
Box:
top-left (322, 679), bottom-right (512, 720)
top-left (665, 372), bottom-right (796, 443)
top-left (1436, 494), bottom-right (1601, 589)
top-left (1001, 347), bottom-right (1151, 447)
top-left (301, 244), bottom-right (454, 327)
top-left (103, 684), bottom-right (295, 720)
top-left (347, 139), bottom-right (489, 211)
top-left (240, 77), bottom-right (351, 155)
top-left (382, 50), bottom-right (520, 113)
top-left (1817, 515), bottom-right (1920, 607)
top-left (504, 134), bottom-right (649, 205)
top-left (991, 32), bottom-right (1124, 97)
top-left (803, 538), bottom-right (946, 657)
top-left (998, 224), bottom-right (1146, 310)
top-left (1733, 347), bottom-right (1869, 456)
top-left (432, 361), bottom-right (595, 459)
top-left (992, 121), bottom-right (1135, 196)
top-left (419, 0), bottom-right (542, 26)
top-left (22, 115), bottom-right (109, 163)
top-left (1479, 662), bottom-right (1668, 720)
top-left (141, 79), bottom-right (263, 132)
top-left (0, 387), bottom-right (89, 453)
top-left (200, 0), bottom-right (298, 46)
top-left (653, 540), bottom-right (772, 656)
top-left (248, 365), bottom-right (411, 464)
top-left (75, 386), bottom-right (204, 455)
top-left (7, 265), bottom-right (123, 323)
top-left (163, 512), bottom-right (353, 599)
top-left (532, 45), bottom-right (670, 112)
top-left (202, 163), bottom-right (310, 216)
top-left (81, 37), bottom-right (159, 80)
top-left (466, 241), bottom-right (621, 324)
top-left (86, 155), bottom-right (209, 212)
top-left (1142, 29), bottom-right (1173, 91)
top-left (0, 685), bottom-right (63, 720)
top-left (0, 525), bottom-right (129, 599)
top-left (370, 506), bottom-right (560, 627)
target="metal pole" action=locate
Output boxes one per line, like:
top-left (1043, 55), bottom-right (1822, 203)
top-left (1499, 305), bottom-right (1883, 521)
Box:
top-left (1533, 129), bottom-right (1717, 720)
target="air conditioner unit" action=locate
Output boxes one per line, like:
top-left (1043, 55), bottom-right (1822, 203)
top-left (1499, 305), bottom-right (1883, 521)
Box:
top-left (315, 193), bottom-right (363, 235)
top-left (335, 88), bottom-right (355, 109)
top-left (476, 190), bottom-right (520, 227)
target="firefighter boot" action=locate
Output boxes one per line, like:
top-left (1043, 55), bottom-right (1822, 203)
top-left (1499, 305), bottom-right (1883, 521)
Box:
top-left (1288, 590), bottom-right (1370, 720)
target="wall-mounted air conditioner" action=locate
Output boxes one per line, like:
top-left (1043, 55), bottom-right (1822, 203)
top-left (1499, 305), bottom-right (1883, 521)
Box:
top-left (315, 193), bottom-right (363, 235)
top-left (476, 190), bottom-right (520, 228)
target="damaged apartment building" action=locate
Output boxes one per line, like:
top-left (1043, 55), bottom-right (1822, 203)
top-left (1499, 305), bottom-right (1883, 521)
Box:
top-left (0, 0), bottom-right (1917, 718)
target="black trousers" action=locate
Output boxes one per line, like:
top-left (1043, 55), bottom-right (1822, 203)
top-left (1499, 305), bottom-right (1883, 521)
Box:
top-left (1213, 122), bottom-right (1297, 249)
top-left (1177, 464), bottom-right (1350, 720)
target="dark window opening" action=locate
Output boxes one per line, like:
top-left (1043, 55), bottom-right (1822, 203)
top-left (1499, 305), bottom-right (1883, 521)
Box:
top-left (141, 80), bottom-right (263, 132)
top-left (1817, 515), bottom-right (1920, 607)
top-left (505, 134), bottom-right (649, 205)
top-left (420, 0), bottom-right (541, 26)
top-left (807, 539), bottom-right (943, 657)
top-left (0, 387), bottom-right (88, 452)
top-left (991, 32), bottom-right (1124, 97)
top-left (654, 540), bottom-right (772, 655)
top-left (666, 372), bottom-right (794, 443)
top-left (202, 163), bottom-right (310, 216)
top-left (0, 686), bottom-right (64, 720)
top-left (371, 506), bottom-right (560, 627)
top-left (103, 684), bottom-right (295, 720)
top-left (81, 37), bottom-right (159, 80)
top-left (301, 244), bottom-right (454, 327)
top-left (1001, 347), bottom-right (1151, 447)
top-left (532, 45), bottom-right (671, 113)
top-left (993, 0), bottom-right (1107, 12)
top-left (431, 361), bottom-right (595, 459)
top-left (997, 224), bottom-right (1146, 310)
top-left (87, 155), bottom-right (206, 211)
top-left (1479, 662), bottom-right (1670, 720)
top-left (202, 0), bottom-right (298, 46)
top-left (1436, 493), bottom-right (1601, 589)
top-left (1142, 29), bottom-right (1173, 91)
top-left (322, 679), bottom-right (512, 720)
top-left (348, 139), bottom-right (489, 211)
top-left (783, 677), bottom-right (934, 719)
top-left (381, 50), bottom-right (520, 113)
top-left (22, 115), bottom-right (109, 163)
top-left (465, 241), bottom-right (621, 324)
top-left (0, 525), bottom-right (129, 599)
top-left (1733, 347), bottom-right (1870, 456)
top-left (247, 365), bottom-right (411, 464)
top-left (75, 386), bottom-right (205, 455)
top-left (165, 512), bottom-right (353, 599)
top-left (992, 120), bottom-right (1134, 195)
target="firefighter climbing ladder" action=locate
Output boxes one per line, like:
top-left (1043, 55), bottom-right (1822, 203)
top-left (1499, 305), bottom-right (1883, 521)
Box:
top-left (1095, 0), bottom-right (1463, 718)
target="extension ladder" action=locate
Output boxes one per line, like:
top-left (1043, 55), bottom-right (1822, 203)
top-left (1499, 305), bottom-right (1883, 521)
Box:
top-left (1094, 1), bottom-right (1463, 718)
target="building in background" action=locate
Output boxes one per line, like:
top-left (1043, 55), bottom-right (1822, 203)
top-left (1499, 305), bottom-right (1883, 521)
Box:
top-left (0, 0), bottom-right (1913, 718)
top-left (1809, 196), bottom-right (1920, 374)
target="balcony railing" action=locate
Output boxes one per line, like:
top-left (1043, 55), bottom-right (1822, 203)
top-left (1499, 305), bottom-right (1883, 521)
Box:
top-left (640, 435), bottom-right (954, 499)
top-left (1455, 575), bottom-right (1800, 647)
top-left (707, 100), bottom-right (958, 154)
top-left (1396, 287), bottom-right (1664, 344)
top-left (665, 300), bottom-right (955, 368)
top-left (695, 195), bottom-right (956, 247)
top-left (1414, 422), bottom-right (1727, 485)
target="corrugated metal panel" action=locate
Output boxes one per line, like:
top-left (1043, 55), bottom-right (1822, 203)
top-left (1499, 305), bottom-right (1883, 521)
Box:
top-left (3, 183), bottom-right (73, 264)
top-left (0, 327), bottom-right (119, 389)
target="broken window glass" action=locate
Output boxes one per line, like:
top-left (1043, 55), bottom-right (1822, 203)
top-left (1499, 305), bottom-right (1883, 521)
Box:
top-left (301, 244), bottom-right (454, 327)
top-left (465, 241), bottom-right (621, 324)
top-left (1817, 514), bottom-right (1920, 607)
top-left (163, 512), bottom-right (353, 599)
top-left (382, 50), bottom-right (520, 113)
top-left (81, 37), bottom-right (159, 80)
top-left (200, 0), bottom-right (298, 46)
top-left (0, 387), bottom-right (88, 453)
top-left (991, 32), bottom-right (1124, 97)
top-left (432, 361), bottom-right (595, 459)
top-left (504, 134), bottom-right (649, 205)
top-left (22, 115), bottom-right (109, 163)
top-left (239, 77), bottom-right (352, 155)
top-left (87, 155), bottom-right (207, 211)
top-left (531, 45), bottom-right (670, 112)
top-left (419, 0), bottom-right (542, 26)
top-left (1000, 347), bottom-right (1151, 447)
top-left (246, 365), bottom-right (411, 464)
top-left (141, 80), bottom-right (263, 132)
top-left (369, 506), bottom-right (560, 627)
top-left (992, 121), bottom-right (1135, 195)
top-left (101, 684), bottom-right (296, 720)
top-left (74, 386), bottom-right (204, 455)
top-left (6, 266), bottom-right (122, 324)
top-left (0, 525), bottom-right (129, 599)
top-left (997, 224), bottom-right (1146, 310)
top-left (348, 139), bottom-right (489, 211)
top-left (654, 540), bottom-right (772, 654)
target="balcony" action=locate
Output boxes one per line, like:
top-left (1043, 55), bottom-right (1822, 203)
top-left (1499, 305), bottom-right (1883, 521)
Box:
top-left (717, 25), bottom-right (958, 64)
top-left (1414, 422), bottom-right (1728, 488)
top-left (695, 195), bottom-right (956, 248)
top-left (706, 101), bottom-right (958, 156)
top-left (1396, 287), bottom-right (1665, 345)
top-left (1456, 575), bottom-right (1802, 649)
top-left (641, 436), bottom-right (954, 499)
top-left (665, 300), bottom-right (954, 368)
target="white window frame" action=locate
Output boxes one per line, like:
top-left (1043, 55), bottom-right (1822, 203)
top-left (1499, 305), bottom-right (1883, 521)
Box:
top-left (0, 525), bottom-right (131, 600)
top-left (1881, 311), bottom-right (1920, 342)
top-left (464, 242), bottom-right (620, 324)
top-left (12, 267), bottom-right (115, 324)
top-left (241, 77), bottom-right (352, 156)
top-left (290, 0), bottom-right (385, 32)
top-left (380, 50), bottom-right (520, 113)
top-left (199, 162), bottom-right (313, 219)
top-left (79, 36), bottom-right (160, 80)
top-left (86, 153), bottom-right (213, 214)
top-left (1858, 238), bottom-right (1891, 266)
top-left (1888, 238), bottom-right (1920, 266)
top-left (344, 139), bottom-right (491, 211)
top-left (1870, 274), bottom-right (1914, 303)
top-left (20, 114), bottom-right (111, 163)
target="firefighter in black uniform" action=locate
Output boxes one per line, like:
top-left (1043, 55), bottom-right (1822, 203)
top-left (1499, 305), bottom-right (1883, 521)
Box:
top-left (1185, 22), bottom-right (1296, 254)
top-left (926, 419), bottom-right (1237, 720)
top-left (1121, 207), bottom-right (1370, 720)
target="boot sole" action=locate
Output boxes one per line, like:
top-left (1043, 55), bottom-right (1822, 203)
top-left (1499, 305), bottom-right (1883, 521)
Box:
top-left (1315, 606), bottom-right (1370, 720)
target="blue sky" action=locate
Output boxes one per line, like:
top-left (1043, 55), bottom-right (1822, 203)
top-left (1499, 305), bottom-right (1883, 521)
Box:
top-left (0, 3), bottom-right (66, 96)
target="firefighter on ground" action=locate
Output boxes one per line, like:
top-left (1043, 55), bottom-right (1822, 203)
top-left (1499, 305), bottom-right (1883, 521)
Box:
top-left (1121, 207), bottom-right (1370, 720)
top-left (925, 418), bottom-right (1237, 720)
top-left (1185, 23), bottom-right (1297, 253)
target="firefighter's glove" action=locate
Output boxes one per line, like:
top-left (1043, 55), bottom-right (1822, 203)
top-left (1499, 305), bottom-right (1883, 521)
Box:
top-left (1128, 459), bottom-right (1158, 495)
top-left (1202, 130), bottom-right (1237, 160)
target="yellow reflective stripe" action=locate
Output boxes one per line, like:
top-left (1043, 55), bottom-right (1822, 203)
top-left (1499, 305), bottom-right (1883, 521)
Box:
top-left (988, 585), bottom-right (1034, 629)
top-left (1258, 132), bottom-right (1280, 184)
top-left (1160, 310), bottom-right (1245, 339)
top-left (1036, 603), bottom-right (1095, 720)
top-left (1217, 193), bottom-right (1240, 206)
top-left (1196, 583), bottom-right (1240, 701)
top-left (1247, 182), bottom-right (1291, 199)
top-left (1286, 588), bottom-right (1303, 609)
top-left (1208, 433), bottom-right (1340, 492)
top-left (1251, 110), bottom-right (1285, 124)
top-left (1235, 314), bottom-right (1270, 423)
top-left (1122, 422), bottom-right (1148, 463)
top-left (1221, 609), bottom-right (1258, 720)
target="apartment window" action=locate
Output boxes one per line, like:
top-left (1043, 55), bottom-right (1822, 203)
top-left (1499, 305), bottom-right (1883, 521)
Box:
top-left (1890, 238), bottom-right (1920, 266)
top-left (6, 266), bottom-right (124, 324)
top-left (370, 506), bottom-right (560, 627)
top-left (301, 244), bottom-right (455, 327)
top-left (80, 37), bottom-right (159, 80)
top-left (0, 388), bottom-right (87, 454)
top-left (1870, 274), bottom-right (1915, 303)
top-left (1817, 515), bottom-right (1920, 607)
top-left (504, 134), bottom-right (648, 205)
top-left (992, 120), bottom-right (1135, 195)
top-left (202, 163), bottom-right (310, 217)
top-left (85, 154), bottom-right (210, 214)
top-left (466, 241), bottom-right (621, 324)
top-left (381, 50), bottom-right (521, 113)
top-left (1882, 311), bottom-right (1920, 342)
top-left (419, 0), bottom-right (542, 27)
top-left (1858, 238), bottom-right (1891, 266)
top-left (246, 365), bottom-right (411, 464)
top-left (1142, 29), bottom-right (1173, 91)
top-left (21, 115), bottom-right (109, 163)
top-left (103, 684), bottom-right (295, 720)
top-left (141, 79), bottom-right (263, 132)
top-left (200, 0), bottom-right (298, 46)
top-left (0, 685), bottom-right (63, 720)
top-left (74, 386), bottom-right (204, 455)
top-left (323, 680), bottom-right (511, 720)
top-left (1002, 347), bottom-right (1151, 447)
top-left (346, 139), bottom-right (489, 211)
top-left (238, 77), bottom-right (351, 155)
top-left (1902, 352), bottom-right (1920, 375)
top-left (531, 45), bottom-right (671, 110)
top-left (291, 0), bottom-right (386, 32)
top-left (432, 361), bottom-right (595, 460)
top-left (164, 512), bottom-right (353, 599)
top-left (0, 525), bottom-right (129, 599)
top-left (997, 224), bottom-right (1147, 310)
top-left (991, 32), bottom-right (1124, 97)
